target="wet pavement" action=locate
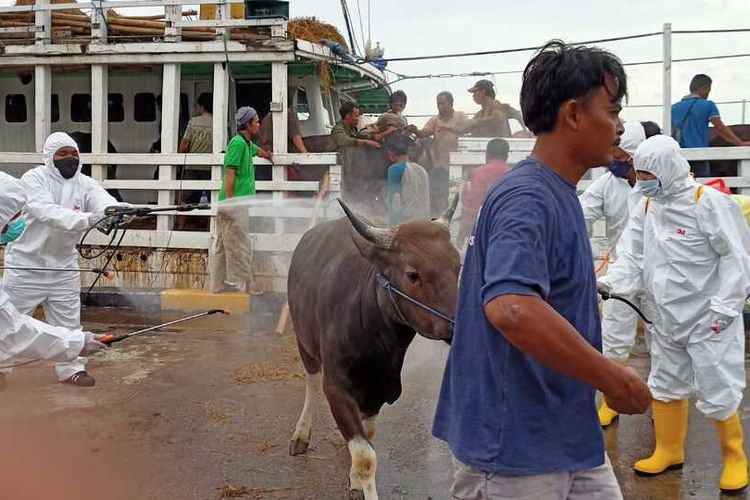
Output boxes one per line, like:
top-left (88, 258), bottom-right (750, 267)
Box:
top-left (0, 307), bottom-right (748, 500)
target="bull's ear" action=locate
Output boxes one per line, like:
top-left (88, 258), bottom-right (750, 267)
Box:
top-left (433, 194), bottom-right (459, 230)
top-left (338, 199), bottom-right (395, 249)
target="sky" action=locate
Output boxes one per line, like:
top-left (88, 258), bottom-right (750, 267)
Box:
top-left (3, 0), bottom-right (749, 128)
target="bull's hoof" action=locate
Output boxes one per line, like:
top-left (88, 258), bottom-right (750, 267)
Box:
top-left (348, 489), bottom-right (365, 500)
top-left (289, 438), bottom-right (310, 456)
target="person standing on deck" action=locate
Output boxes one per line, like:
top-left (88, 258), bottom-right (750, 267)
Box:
top-left (671, 74), bottom-right (750, 178)
top-left (209, 106), bottom-right (272, 294)
top-left (419, 91), bottom-right (468, 215)
top-left (457, 79), bottom-right (527, 138)
top-left (433, 41), bottom-right (651, 499)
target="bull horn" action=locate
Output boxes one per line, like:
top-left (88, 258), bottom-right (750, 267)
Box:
top-left (434, 194), bottom-right (459, 229)
top-left (338, 199), bottom-right (395, 249)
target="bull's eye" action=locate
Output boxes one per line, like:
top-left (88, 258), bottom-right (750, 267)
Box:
top-left (407, 271), bottom-right (420, 284)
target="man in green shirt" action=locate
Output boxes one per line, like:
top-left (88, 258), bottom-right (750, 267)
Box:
top-left (330, 102), bottom-right (381, 150)
top-left (210, 106), bottom-right (272, 293)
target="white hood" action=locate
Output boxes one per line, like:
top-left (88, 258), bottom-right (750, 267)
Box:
top-left (620, 121), bottom-right (646, 156)
top-left (42, 132), bottom-right (82, 179)
top-left (633, 135), bottom-right (693, 198)
top-left (0, 172), bottom-right (26, 227)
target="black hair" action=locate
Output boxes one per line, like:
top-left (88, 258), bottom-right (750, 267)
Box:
top-left (339, 101), bottom-right (359, 120)
top-left (520, 40), bottom-right (627, 135)
top-left (689, 74), bottom-right (712, 93)
top-left (482, 86), bottom-right (496, 99)
top-left (384, 133), bottom-right (410, 156)
top-left (197, 93), bottom-right (213, 114)
top-left (437, 91), bottom-right (454, 106)
top-left (390, 90), bottom-right (407, 105)
top-left (486, 138), bottom-right (509, 162)
top-left (640, 120), bottom-right (662, 138)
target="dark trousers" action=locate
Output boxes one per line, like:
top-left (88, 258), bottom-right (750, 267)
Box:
top-left (689, 160), bottom-right (711, 178)
top-left (429, 168), bottom-right (450, 216)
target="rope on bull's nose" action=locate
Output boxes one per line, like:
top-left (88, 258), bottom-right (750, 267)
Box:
top-left (375, 272), bottom-right (456, 327)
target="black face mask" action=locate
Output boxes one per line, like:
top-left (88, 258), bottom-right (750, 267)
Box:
top-left (54, 157), bottom-right (79, 179)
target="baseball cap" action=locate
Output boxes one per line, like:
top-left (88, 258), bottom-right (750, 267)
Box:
top-left (468, 79), bottom-right (494, 93)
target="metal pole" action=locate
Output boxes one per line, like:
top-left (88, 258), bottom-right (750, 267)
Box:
top-left (743, 99), bottom-right (747, 124)
top-left (662, 23), bottom-right (672, 137)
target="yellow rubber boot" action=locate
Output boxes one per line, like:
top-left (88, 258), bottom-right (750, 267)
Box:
top-left (634, 399), bottom-right (688, 475)
top-left (598, 395), bottom-right (619, 427)
top-left (715, 413), bottom-right (748, 494)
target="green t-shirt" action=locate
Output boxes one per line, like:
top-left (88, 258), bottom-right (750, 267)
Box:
top-left (219, 134), bottom-right (260, 201)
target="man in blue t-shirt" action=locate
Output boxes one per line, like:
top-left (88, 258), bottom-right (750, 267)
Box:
top-left (432, 41), bottom-right (652, 499)
top-left (671, 74), bottom-right (750, 177)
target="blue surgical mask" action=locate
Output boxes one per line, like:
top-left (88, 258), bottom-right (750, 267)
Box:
top-left (638, 178), bottom-right (661, 198)
top-left (608, 160), bottom-right (632, 179)
top-left (0, 217), bottom-right (25, 244)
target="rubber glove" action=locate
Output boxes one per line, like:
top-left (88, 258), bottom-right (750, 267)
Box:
top-left (710, 313), bottom-right (735, 333)
top-left (0, 217), bottom-right (25, 244)
top-left (80, 332), bottom-right (108, 356)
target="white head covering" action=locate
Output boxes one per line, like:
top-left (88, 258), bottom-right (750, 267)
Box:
top-left (0, 172), bottom-right (26, 227)
top-left (634, 135), bottom-right (693, 197)
top-left (42, 132), bottom-right (81, 178)
top-left (620, 121), bottom-right (646, 156)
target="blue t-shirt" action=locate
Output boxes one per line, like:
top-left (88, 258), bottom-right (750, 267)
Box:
top-left (671, 96), bottom-right (720, 148)
top-left (387, 161), bottom-right (407, 225)
top-left (432, 158), bottom-right (603, 475)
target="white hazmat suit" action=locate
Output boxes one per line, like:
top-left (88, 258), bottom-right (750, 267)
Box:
top-left (0, 172), bottom-right (88, 367)
top-left (601, 135), bottom-right (750, 492)
top-left (579, 121), bottom-right (645, 362)
top-left (2, 132), bottom-right (117, 381)
top-left (602, 135), bottom-right (750, 419)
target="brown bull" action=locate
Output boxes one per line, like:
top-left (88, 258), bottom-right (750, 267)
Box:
top-left (287, 198), bottom-right (460, 500)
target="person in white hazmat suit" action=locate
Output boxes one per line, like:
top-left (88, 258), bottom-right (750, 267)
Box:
top-left (579, 121), bottom-right (649, 427)
top-left (0, 171), bottom-right (106, 389)
top-left (598, 135), bottom-right (750, 494)
top-left (2, 132), bottom-right (118, 387)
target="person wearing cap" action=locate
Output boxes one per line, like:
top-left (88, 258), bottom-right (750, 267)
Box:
top-left (457, 79), bottom-right (526, 138)
top-left (385, 134), bottom-right (430, 225)
top-left (579, 121), bottom-right (657, 427)
top-left (209, 106), bottom-right (272, 294)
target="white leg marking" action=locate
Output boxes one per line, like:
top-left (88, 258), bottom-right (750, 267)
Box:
top-left (363, 415), bottom-right (377, 441)
top-left (348, 436), bottom-right (378, 500)
top-left (292, 373), bottom-right (320, 444)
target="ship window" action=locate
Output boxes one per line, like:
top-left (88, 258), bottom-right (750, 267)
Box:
top-left (108, 93), bottom-right (124, 123)
top-left (296, 87), bottom-right (310, 121)
top-left (71, 93), bottom-right (91, 122)
top-left (51, 94), bottom-right (60, 123)
top-left (5, 94), bottom-right (27, 123)
top-left (134, 93), bottom-right (157, 122)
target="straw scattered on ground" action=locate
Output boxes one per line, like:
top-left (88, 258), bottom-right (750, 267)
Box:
top-left (204, 401), bottom-right (229, 425)
top-left (217, 484), bottom-right (252, 498)
top-left (231, 363), bottom-right (304, 385)
top-left (217, 485), bottom-right (304, 499)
